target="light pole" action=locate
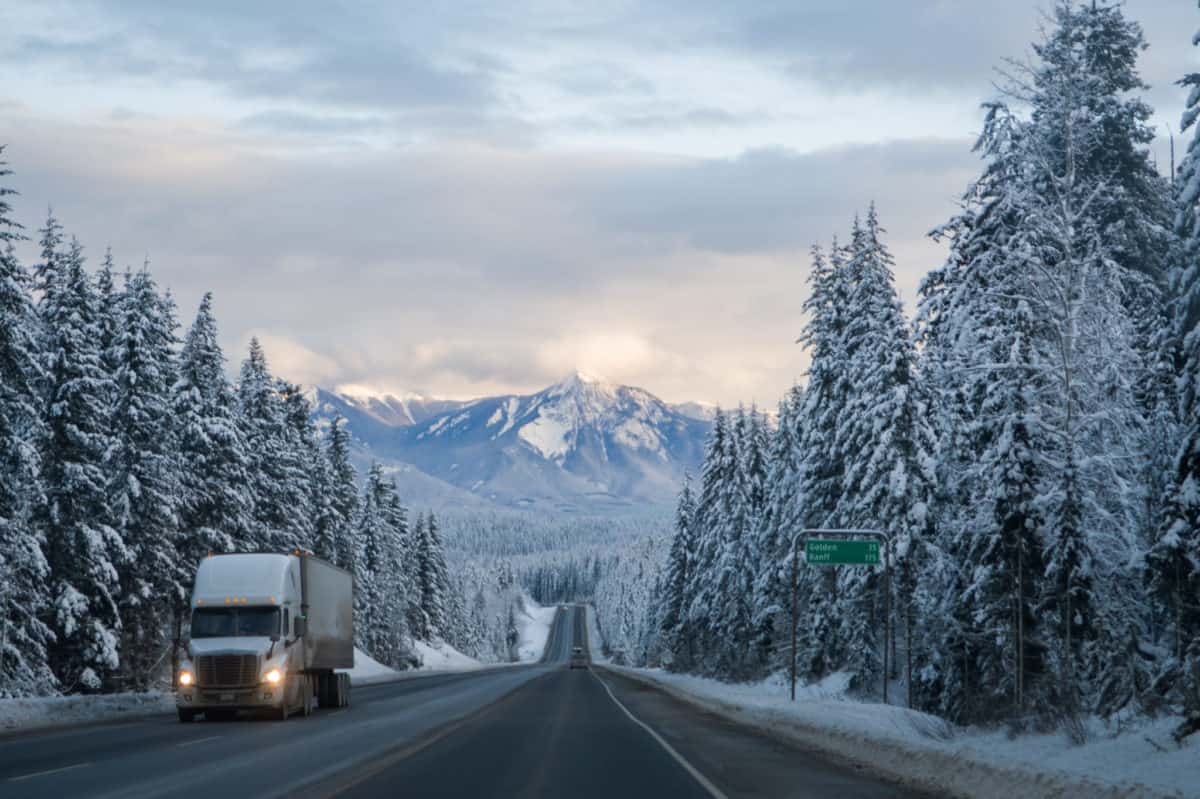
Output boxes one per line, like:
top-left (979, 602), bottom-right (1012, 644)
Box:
top-left (788, 528), bottom-right (890, 704)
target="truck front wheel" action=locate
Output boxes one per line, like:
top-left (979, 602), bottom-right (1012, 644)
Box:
top-left (177, 709), bottom-right (196, 723)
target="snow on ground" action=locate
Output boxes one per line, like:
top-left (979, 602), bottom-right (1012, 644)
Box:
top-left (516, 596), bottom-right (557, 661)
top-left (0, 691), bottom-right (175, 734)
top-left (584, 604), bottom-right (609, 664)
top-left (607, 666), bottom-right (1197, 799)
top-left (338, 646), bottom-right (399, 685)
top-left (412, 639), bottom-right (483, 672)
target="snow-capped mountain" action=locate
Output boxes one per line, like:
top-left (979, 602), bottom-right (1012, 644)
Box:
top-left (306, 386), bottom-right (468, 437)
top-left (310, 372), bottom-right (712, 511)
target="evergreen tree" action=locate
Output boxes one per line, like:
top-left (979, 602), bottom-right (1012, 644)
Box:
top-left (353, 463), bottom-right (387, 657)
top-left (174, 293), bottom-right (253, 562)
top-left (32, 210), bottom-right (62, 300)
top-left (37, 238), bottom-right (124, 690)
top-left (107, 267), bottom-right (181, 690)
top-left (237, 340), bottom-right (309, 551)
top-left (835, 207), bottom-right (938, 699)
top-left (324, 416), bottom-right (359, 572)
top-left (0, 148), bottom-right (56, 696)
top-left (752, 387), bottom-right (805, 677)
top-left (425, 512), bottom-right (452, 639)
top-left (661, 474), bottom-right (696, 671)
top-left (1153, 3), bottom-right (1200, 714)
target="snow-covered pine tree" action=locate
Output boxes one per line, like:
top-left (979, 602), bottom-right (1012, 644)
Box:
top-left (660, 473), bottom-right (696, 671)
top-left (379, 478), bottom-right (415, 666)
top-left (751, 387), bottom-right (805, 678)
top-left (411, 513), bottom-right (434, 640)
top-left (322, 416), bottom-right (359, 572)
top-left (37, 237), bottom-right (125, 691)
top-left (918, 93), bottom-right (1038, 722)
top-left (353, 463), bottom-right (388, 659)
top-left (279, 380), bottom-right (318, 549)
top-left (1018, 4), bottom-right (1158, 714)
top-left (0, 148), bottom-right (56, 697)
top-left (237, 340), bottom-right (310, 552)
top-left (708, 406), bottom-right (760, 679)
top-left (684, 408), bottom-right (732, 676)
top-left (32, 210), bottom-right (62, 301)
top-left (796, 242), bottom-right (852, 681)
top-left (174, 293), bottom-right (252, 562)
top-left (425, 512), bottom-right (452, 640)
top-left (1152, 3), bottom-right (1200, 715)
top-left (94, 252), bottom-right (120, 392)
top-left (107, 267), bottom-right (182, 690)
top-left (834, 206), bottom-right (938, 701)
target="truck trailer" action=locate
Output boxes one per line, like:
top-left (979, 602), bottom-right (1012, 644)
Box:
top-left (176, 551), bottom-right (355, 722)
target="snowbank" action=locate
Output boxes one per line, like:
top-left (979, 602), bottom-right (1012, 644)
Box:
top-left (0, 691), bottom-right (175, 734)
top-left (584, 604), bottom-right (609, 664)
top-left (606, 666), bottom-right (1196, 799)
top-left (516, 597), bottom-right (557, 662)
top-left (338, 647), bottom-right (400, 685)
top-left (412, 639), bottom-right (483, 672)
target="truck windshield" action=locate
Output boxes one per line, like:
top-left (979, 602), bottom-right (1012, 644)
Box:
top-left (191, 608), bottom-right (280, 638)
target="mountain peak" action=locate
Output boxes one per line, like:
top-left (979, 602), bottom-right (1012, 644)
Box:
top-left (548, 369), bottom-right (614, 397)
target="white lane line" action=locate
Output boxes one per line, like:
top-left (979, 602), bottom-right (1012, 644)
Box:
top-left (8, 761), bottom-right (92, 782)
top-left (590, 670), bottom-right (728, 799)
top-left (176, 735), bottom-right (223, 748)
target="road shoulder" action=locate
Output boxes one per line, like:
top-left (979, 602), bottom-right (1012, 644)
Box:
top-left (594, 667), bottom-right (926, 799)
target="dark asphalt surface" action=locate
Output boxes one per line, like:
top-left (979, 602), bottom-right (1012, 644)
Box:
top-left (0, 605), bottom-right (926, 798)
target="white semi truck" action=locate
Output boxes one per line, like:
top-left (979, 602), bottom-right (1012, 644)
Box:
top-left (176, 551), bottom-right (355, 722)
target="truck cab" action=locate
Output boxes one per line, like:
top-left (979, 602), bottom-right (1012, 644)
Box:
top-left (176, 552), bottom-right (354, 722)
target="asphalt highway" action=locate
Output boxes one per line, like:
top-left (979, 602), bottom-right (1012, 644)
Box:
top-left (0, 606), bottom-right (923, 798)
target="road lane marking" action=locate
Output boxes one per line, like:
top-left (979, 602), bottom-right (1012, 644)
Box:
top-left (8, 762), bottom-right (92, 782)
top-left (302, 673), bottom-right (551, 799)
top-left (591, 670), bottom-right (728, 799)
top-left (176, 735), bottom-right (222, 748)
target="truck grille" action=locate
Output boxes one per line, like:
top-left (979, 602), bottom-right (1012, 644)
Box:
top-left (196, 654), bottom-right (259, 687)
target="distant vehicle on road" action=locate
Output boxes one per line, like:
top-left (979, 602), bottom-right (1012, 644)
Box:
top-left (176, 551), bottom-right (354, 722)
top-left (569, 646), bottom-right (588, 669)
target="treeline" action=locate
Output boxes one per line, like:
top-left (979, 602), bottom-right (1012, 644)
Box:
top-left (0, 168), bottom-right (462, 696)
top-left (650, 2), bottom-right (1200, 729)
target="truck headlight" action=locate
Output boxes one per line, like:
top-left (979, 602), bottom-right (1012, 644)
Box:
top-left (179, 670), bottom-right (194, 687)
top-left (264, 668), bottom-right (283, 685)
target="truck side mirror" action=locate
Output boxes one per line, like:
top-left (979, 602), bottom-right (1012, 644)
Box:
top-left (293, 617), bottom-right (307, 638)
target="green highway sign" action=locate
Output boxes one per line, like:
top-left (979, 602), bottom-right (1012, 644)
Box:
top-left (805, 539), bottom-right (880, 566)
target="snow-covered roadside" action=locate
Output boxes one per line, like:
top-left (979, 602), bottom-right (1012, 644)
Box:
top-left (604, 666), bottom-right (1196, 799)
top-left (515, 596), bottom-right (557, 661)
top-left (412, 640), bottom-right (483, 672)
top-left (584, 604), bottom-right (609, 664)
top-left (0, 691), bottom-right (175, 734)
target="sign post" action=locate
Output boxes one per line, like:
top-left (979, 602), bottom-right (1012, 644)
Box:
top-left (788, 528), bottom-right (890, 704)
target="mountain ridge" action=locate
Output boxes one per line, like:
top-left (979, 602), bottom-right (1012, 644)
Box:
top-left (309, 371), bottom-right (712, 512)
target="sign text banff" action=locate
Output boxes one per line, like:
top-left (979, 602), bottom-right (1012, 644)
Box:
top-left (805, 539), bottom-right (881, 566)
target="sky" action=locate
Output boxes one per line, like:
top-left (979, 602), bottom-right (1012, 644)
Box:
top-left (1, 0), bottom-right (1197, 406)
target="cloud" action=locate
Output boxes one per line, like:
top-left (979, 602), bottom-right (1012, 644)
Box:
top-left (1, 108), bottom-right (973, 404)
top-left (246, 332), bottom-right (342, 386)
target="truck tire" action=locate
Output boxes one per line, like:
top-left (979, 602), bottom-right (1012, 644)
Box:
top-left (341, 674), bottom-right (351, 708)
top-left (301, 675), bottom-right (313, 717)
top-left (316, 672), bottom-right (332, 709)
top-left (177, 709), bottom-right (196, 723)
